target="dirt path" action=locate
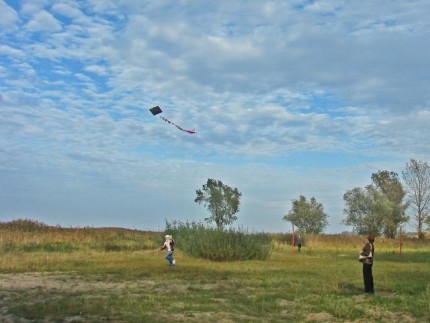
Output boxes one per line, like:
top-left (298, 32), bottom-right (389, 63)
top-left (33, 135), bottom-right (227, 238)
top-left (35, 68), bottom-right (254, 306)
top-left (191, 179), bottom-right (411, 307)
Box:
top-left (0, 272), bottom-right (154, 293)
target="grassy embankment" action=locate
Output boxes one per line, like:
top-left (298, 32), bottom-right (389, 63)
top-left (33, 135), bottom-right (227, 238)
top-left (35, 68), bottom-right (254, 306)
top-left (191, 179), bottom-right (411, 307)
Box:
top-left (0, 219), bottom-right (429, 322)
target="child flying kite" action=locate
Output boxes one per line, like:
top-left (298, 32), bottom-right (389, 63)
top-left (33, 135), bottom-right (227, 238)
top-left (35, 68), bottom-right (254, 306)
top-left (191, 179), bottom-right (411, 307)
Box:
top-left (149, 106), bottom-right (196, 134)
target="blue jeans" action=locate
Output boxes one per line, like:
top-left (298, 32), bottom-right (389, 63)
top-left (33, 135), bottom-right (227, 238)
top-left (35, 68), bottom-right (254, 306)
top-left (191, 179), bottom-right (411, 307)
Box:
top-left (165, 251), bottom-right (174, 267)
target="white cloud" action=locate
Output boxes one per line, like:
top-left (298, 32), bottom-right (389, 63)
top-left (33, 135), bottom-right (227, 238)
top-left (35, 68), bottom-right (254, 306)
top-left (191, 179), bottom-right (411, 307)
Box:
top-left (0, 44), bottom-right (25, 57)
top-left (26, 9), bottom-right (62, 32)
top-left (84, 64), bottom-right (108, 76)
top-left (0, 0), bottom-right (429, 233)
top-left (51, 2), bottom-right (85, 20)
top-left (0, 0), bottom-right (20, 31)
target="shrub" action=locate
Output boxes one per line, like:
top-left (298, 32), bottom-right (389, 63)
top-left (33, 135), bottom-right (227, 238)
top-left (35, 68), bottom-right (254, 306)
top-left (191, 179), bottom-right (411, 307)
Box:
top-left (164, 220), bottom-right (272, 261)
top-left (0, 219), bottom-right (49, 232)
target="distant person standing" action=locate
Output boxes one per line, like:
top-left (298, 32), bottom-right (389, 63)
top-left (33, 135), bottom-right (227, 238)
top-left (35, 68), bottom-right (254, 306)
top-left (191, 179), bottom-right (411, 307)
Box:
top-left (296, 235), bottom-right (302, 252)
top-left (161, 235), bottom-right (175, 268)
top-left (359, 235), bottom-right (375, 294)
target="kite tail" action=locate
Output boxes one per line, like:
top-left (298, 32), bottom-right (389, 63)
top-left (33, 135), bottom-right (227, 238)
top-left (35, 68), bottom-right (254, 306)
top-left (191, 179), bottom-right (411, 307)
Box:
top-left (160, 116), bottom-right (196, 134)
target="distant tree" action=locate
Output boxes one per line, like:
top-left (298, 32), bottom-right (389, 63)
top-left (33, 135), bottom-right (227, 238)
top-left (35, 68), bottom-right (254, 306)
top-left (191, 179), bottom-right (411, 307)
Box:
top-left (283, 195), bottom-right (328, 234)
top-left (371, 170), bottom-right (408, 238)
top-left (402, 159), bottom-right (430, 239)
top-left (343, 185), bottom-right (392, 236)
top-left (194, 178), bottom-right (242, 229)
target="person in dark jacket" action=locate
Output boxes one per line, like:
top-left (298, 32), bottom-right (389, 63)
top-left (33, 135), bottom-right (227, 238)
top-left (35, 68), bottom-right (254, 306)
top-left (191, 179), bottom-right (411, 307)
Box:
top-left (296, 235), bottom-right (302, 252)
top-left (359, 235), bottom-right (375, 293)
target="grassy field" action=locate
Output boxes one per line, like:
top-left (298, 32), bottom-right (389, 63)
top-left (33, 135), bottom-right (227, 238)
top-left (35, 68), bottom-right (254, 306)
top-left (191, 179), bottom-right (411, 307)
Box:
top-left (0, 220), bottom-right (429, 322)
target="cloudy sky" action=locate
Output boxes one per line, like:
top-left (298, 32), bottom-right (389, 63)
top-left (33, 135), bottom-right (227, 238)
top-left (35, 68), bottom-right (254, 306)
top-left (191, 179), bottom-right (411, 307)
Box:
top-left (1, 0), bottom-right (429, 233)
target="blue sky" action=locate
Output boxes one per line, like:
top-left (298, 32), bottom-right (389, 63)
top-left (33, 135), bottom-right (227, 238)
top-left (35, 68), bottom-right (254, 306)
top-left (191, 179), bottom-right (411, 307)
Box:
top-left (1, 0), bottom-right (429, 233)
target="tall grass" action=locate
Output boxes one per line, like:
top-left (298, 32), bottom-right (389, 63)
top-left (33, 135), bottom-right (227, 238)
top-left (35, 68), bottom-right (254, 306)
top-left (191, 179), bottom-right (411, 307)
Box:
top-left (164, 221), bottom-right (272, 261)
top-left (0, 219), bottom-right (159, 253)
top-left (285, 233), bottom-right (429, 254)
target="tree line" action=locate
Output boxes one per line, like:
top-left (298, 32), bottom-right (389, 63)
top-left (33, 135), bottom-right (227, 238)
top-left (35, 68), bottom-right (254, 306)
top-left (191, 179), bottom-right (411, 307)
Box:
top-left (194, 158), bottom-right (430, 239)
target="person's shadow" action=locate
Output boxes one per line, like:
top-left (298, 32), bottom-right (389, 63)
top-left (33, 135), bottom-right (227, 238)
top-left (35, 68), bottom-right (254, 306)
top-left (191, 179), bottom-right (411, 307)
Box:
top-left (338, 282), bottom-right (363, 295)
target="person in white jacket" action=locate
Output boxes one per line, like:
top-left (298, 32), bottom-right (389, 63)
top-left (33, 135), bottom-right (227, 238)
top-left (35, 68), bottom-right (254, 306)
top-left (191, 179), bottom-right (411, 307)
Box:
top-left (160, 235), bottom-right (175, 268)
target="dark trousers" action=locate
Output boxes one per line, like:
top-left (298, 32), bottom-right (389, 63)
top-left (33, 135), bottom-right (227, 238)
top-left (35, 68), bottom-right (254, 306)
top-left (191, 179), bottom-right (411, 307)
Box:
top-left (363, 263), bottom-right (374, 293)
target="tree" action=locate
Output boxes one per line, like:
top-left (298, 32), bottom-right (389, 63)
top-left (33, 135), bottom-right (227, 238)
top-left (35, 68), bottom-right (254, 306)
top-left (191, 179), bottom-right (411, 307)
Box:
top-left (343, 185), bottom-right (392, 236)
top-left (371, 170), bottom-right (408, 238)
top-left (402, 159), bottom-right (430, 239)
top-left (194, 178), bottom-right (242, 229)
top-left (283, 195), bottom-right (328, 234)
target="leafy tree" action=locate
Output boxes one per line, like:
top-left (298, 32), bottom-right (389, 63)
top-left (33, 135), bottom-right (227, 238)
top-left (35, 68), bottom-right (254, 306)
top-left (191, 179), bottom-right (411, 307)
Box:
top-left (343, 185), bottom-right (392, 236)
top-left (402, 159), bottom-right (430, 239)
top-left (194, 178), bottom-right (242, 229)
top-left (371, 170), bottom-right (408, 238)
top-left (283, 195), bottom-right (328, 234)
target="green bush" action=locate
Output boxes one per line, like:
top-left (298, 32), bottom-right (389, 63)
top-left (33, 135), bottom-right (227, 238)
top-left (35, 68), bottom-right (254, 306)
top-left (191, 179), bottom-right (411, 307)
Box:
top-left (164, 221), bottom-right (273, 261)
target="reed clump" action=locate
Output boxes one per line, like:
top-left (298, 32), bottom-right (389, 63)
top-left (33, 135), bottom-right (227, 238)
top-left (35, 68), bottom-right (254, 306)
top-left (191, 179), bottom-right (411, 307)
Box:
top-left (164, 220), bottom-right (273, 261)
